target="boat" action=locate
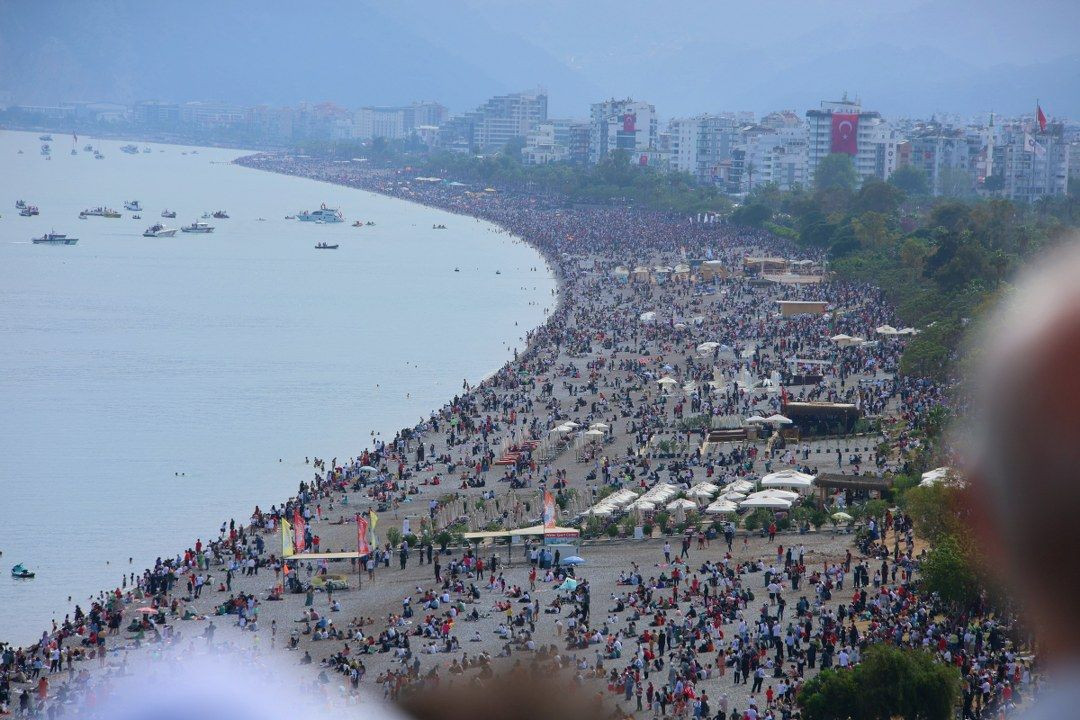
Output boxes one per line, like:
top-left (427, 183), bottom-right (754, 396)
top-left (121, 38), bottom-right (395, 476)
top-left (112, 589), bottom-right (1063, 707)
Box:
top-left (161, 209), bottom-right (176, 218)
top-left (211, 210), bottom-right (229, 219)
top-left (71, 148), bottom-right (78, 156)
top-left (11, 564), bottom-right (34, 579)
top-left (315, 243), bottom-right (339, 250)
top-left (19, 205), bottom-right (40, 217)
top-left (352, 221), bottom-right (363, 227)
top-left (80, 207), bottom-right (121, 218)
top-left (284, 215), bottom-right (296, 220)
top-left (94, 152), bottom-right (104, 159)
top-left (15, 200), bottom-right (26, 209)
top-left (180, 221), bottom-right (214, 233)
top-left (142, 147), bottom-right (151, 153)
top-left (120, 144), bottom-right (139, 154)
top-left (297, 204), bottom-right (344, 223)
top-left (83, 144), bottom-right (94, 152)
top-left (39, 134), bottom-right (53, 141)
top-left (143, 223), bottom-right (177, 237)
top-left (124, 200), bottom-right (142, 211)
top-left (32, 232), bottom-right (78, 245)
top-left (40, 144), bottom-right (50, 156)
top-left (132, 214), bottom-right (141, 219)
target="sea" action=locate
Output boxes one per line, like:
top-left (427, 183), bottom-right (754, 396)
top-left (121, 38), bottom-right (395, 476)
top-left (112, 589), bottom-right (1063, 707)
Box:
top-left (0, 130), bottom-right (557, 644)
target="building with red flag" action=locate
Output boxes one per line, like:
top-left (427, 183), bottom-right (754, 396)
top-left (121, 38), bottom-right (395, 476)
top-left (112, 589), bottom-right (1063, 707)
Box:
top-left (806, 96), bottom-right (898, 186)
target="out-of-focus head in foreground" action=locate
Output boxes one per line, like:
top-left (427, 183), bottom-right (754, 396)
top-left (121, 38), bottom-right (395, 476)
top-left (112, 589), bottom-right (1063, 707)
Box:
top-left (967, 239), bottom-right (1080, 668)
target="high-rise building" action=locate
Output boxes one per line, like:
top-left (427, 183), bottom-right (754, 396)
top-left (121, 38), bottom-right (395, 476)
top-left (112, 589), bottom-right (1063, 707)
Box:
top-left (589, 98), bottom-right (658, 164)
top-left (806, 97), bottom-right (898, 185)
top-left (906, 124), bottom-right (977, 196)
top-left (992, 121), bottom-right (1070, 202)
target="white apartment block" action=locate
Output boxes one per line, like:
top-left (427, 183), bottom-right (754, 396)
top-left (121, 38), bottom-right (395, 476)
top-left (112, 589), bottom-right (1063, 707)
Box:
top-left (806, 98), bottom-right (898, 185)
top-left (589, 98), bottom-right (658, 164)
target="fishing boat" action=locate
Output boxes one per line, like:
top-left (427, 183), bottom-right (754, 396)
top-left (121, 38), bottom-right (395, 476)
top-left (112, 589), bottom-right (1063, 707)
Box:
top-left (94, 151), bottom-right (104, 160)
top-left (180, 221), bottom-right (214, 233)
top-left (80, 207), bottom-right (121, 218)
top-left (83, 144), bottom-right (93, 152)
top-left (32, 232), bottom-right (78, 245)
top-left (315, 242), bottom-right (339, 250)
top-left (142, 147), bottom-right (152, 153)
top-left (15, 200), bottom-right (26, 209)
top-left (352, 221), bottom-right (363, 227)
top-left (40, 144), bottom-right (50, 156)
top-left (124, 200), bottom-right (142, 211)
top-left (297, 204), bottom-right (344, 223)
top-left (120, 144), bottom-right (139, 154)
top-left (132, 214), bottom-right (141, 220)
top-left (161, 209), bottom-right (176, 218)
top-left (11, 564), bottom-right (34, 579)
top-left (71, 148), bottom-right (78, 156)
top-left (19, 205), bottom-right (40, 217)
top-left (143, 223), bottom-right (177, 237)
top-left (39, 134), bottom-right (53, 141)
top-left (211, 210), bottom-right (229, 219)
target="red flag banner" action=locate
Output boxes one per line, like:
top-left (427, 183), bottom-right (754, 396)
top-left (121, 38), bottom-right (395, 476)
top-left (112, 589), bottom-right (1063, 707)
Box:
top-left (356, 514), bottom-right (370, 556)
top-left (1037, 104), bottom-right (1047, 132)
top-left (293, 509), bottom-right (306, 553)
top-left (622, 112), bottom-right (636, 133)
top-left (830, 113), bottom-right (859, 155)
top-left (543, 491), bottom-right (556, 528)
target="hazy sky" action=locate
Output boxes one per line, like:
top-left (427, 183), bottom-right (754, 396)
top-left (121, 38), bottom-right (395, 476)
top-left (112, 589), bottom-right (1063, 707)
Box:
top-left (2, 0), bottom-right (1078, 118)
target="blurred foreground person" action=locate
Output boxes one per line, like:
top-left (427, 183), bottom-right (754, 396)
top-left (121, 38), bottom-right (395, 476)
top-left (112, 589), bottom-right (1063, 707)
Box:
top-left (968, 241), bottom-right (1080, 720)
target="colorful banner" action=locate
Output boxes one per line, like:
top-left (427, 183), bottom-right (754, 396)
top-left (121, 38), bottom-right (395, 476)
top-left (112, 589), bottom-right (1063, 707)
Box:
top-left (356, 514), bottom-right (370, 556)
top-left (368, 510), bottom-right (379, 546)
top-left (830, 113), bottom-right (859, 155)
top-left (293, 509), bottom-right (306, 553)
top-left (543, 490), bottom-right (557, 528)
top-left (622, 112), bottom-right (636, 133)
top-left (281, 517), bottom-right (294, 557)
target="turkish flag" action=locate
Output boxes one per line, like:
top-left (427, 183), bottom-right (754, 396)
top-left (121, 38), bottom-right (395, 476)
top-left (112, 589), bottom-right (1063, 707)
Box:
top-left (1037, 104), bottom-right (1047, 132)
top-left (623, 113), bottom-right (636, 133)
top-left (831, 113), bottom-right (859, 155)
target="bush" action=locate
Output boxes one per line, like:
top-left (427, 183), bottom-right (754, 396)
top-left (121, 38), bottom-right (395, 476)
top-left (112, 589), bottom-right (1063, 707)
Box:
top-left (386, 527), bottom-right (403, 548)
top-left (403, 533), bottom-right (419, 548)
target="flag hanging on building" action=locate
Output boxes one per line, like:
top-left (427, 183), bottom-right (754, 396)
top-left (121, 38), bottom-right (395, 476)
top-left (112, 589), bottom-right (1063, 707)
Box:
top-left (1037, 103), bottom-right (1048, 132)
top-left (356, 514), bottom-right (370, 556)
top-left (281, 517), bottom-right (294, 557)
top-left (830, 113), bottom-right (859, 155)
top-left (293, 509), bottom-right (306, 553)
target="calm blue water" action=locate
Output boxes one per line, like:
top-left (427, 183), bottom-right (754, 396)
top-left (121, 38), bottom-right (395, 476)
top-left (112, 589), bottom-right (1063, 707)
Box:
top-left (0, 130), bottom-right (555, 643)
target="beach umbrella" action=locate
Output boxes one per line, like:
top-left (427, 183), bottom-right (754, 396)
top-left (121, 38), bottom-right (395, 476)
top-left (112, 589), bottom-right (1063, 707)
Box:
top-left (558, 578), bottom-right (579, 591)
top-left (135, 607), bottom-right (159, 614)
top-left (765, 414), bottom-right (793, 425)
top-left (875, 324), bottom-right (899, 336)
top-left (728, 479), bottom-right (754, 494)
top-left (666, 498), bottom-right (698, 511)
top-left (705, 500), bottom-right (738, 514)
top-left (562, 421), bottom-right (581, 429)
top-left (589, 422), bottom-right (610, 430)
top-left (832, 512), bottom-right (853, 522)
top-left (359, 465), bottom-right (378, 472)
top-left (584, 429), bottom-right (605, 438)
top-left (745, 415), bottom-right (768, 424)
top-left (560, 556), bottom-right (585, 567)
top-left (658, 377), bottom-right (679, 387)
top-left (740, 496), bottom-right (791, 510)
top-left (750, 488), bottom-right (800, 501)
top-left (761, 469), bottom-right (815, 489)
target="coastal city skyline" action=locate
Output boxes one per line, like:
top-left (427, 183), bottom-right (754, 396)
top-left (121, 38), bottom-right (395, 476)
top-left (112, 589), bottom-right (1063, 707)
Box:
top-left (3, 3), bottom-right (1079, 720)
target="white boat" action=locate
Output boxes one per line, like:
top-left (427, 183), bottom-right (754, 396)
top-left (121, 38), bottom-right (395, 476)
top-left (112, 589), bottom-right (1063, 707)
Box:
top-left (297, 204), bottom-right (344, 223)
top-left (124, 200), bottom-right (142, 211)
top-left (143, 223), bottom-right (177, 237)
top-left (120, 144), bottom-right (139, 154)
top-left (32, 232), bottom-right (78, 245)
top-left (161, 209), bottom-right (176, 218)
top-left (180, 221), bottom-right (214, 233)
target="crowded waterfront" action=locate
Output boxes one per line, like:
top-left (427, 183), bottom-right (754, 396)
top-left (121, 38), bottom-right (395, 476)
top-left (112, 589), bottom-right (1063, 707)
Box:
top-left (0, 154), bottom-right (1031, 720)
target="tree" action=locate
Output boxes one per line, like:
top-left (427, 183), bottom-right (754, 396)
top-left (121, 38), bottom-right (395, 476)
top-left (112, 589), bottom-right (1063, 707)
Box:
top-left (854, 180), bottom-right (905, 215)
top-left (900, 483), bottom-right (963, 543)
top-left (731, 202), bottom-right (772, 228)
top-left (920, 535), bottom-right (982, 609)
top-left (815, 153), bottom-right (859, 193)
top-left (889, 165), bottom-right (929, 196)
top-left (799, 645), bottom-right (961, 720)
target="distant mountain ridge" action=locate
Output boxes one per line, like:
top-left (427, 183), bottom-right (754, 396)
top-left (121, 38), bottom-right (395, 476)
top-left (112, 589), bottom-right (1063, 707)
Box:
top-left (1, 0), bottom-right (1076, 118)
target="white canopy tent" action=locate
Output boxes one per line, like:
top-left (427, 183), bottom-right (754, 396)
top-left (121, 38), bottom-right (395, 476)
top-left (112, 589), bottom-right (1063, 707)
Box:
top-left (760, 469), bottom-right (816, 490)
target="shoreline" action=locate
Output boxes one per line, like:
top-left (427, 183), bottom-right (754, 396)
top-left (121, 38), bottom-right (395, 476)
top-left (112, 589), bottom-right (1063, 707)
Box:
top-left (0, 142), bottom-right (559, 649)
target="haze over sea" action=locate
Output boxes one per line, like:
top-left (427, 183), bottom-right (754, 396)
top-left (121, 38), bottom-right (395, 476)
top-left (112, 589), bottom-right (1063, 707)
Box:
top-left (0, 130), bottom-right (556, 644)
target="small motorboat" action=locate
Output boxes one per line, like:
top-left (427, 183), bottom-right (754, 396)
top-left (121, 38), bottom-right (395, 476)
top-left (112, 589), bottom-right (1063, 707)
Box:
top-left (161, 209), bottom-right (176, 218)
top-left (315, 243), bottom-right (339, 250)
top-left (20, 205), bottom-right (40, 217)
top-left (32, 232), bottom-right (78, 245)
top-left (181, 221), bottom-right (214, 233)
top-left (15, 200), bottom-right (26, 209)
top-left (124, 200), bottom-right (142, 211)
top-left (212, 210), bottom-right (229, 219)
top-left (143, 223), bottom-right (177, 237)
top-left (284, 215), bottom-right (296, 220)
top-left (12, 564), bottom-right (35, 578)
top-left (352, 221), bottom-right (363, 227)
